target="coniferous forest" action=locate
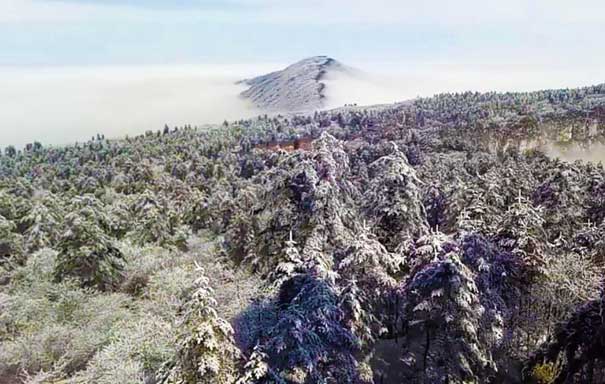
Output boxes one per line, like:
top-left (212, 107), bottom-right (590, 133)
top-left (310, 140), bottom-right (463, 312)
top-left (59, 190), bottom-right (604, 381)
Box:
top-left (2, 85), bottom-right (605, 383)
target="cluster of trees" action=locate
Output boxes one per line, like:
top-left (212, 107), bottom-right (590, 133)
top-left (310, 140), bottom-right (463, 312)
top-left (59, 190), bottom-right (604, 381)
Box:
top-left (1, 82), bottom-right (605, 383)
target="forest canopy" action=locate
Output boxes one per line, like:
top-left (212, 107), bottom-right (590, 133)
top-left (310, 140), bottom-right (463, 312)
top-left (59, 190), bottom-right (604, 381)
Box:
top-left (1, 84), bottom-right (605, 383)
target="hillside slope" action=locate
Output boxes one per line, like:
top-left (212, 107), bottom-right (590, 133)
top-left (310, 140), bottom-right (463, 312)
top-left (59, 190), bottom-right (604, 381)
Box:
top-left (238, 55), bottom-right (349, 112)
top-left (3, 83), bottom-right (605, 383)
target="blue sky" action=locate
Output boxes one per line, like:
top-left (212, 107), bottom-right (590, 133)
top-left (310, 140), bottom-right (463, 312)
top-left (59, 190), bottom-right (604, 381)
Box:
top-left (1, 0), bottom-right (604, 67)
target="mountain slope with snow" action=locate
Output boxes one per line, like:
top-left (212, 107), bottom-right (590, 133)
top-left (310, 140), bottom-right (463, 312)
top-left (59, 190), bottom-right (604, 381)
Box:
top-left (238, 56), bottom-right (350, 112)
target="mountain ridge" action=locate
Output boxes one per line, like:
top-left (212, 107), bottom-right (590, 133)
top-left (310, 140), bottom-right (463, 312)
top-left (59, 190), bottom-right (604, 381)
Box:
top-left (238, 55), bottom-right (350, 112)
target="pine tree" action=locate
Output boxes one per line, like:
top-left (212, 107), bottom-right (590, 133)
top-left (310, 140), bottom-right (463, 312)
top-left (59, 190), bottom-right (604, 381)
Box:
top-left (240, 274), bottom-right (361, 384)
top-left (0, 215), bottom-right (24, 267)
top-left (54, 208), bottom-right (124, 290)
top-left (527, 290), bottom-right (605, 384)
top-left (161, 265), bottom-right (240, 384)
top-left (495, 192), bottom-right (548, 278)
top-left (338, 223), bottom-right (405, 347)
top-left (20, 195), bottom-right (63, 252)
top-left (363, 145), bottom-right (428, 250)
top-left (268, 231), bottom-right (305, 287)
top-left (397, 252), bottom-right (495, 383)
top-left (130, 190), bottom-right (182, 247)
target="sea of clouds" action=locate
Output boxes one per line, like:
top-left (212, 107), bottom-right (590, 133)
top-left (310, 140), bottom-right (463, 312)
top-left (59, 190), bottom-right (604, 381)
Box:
top-left (0, 65), bottom-right (265, 147)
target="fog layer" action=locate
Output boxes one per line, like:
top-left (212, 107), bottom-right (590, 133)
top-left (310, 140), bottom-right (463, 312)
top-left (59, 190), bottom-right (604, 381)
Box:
top-left (545, 143), bottom-right (605, 164)
top-left (324, 62), bottom-right (605, 108)
top-left (0, 66), bottom-right (262, 147)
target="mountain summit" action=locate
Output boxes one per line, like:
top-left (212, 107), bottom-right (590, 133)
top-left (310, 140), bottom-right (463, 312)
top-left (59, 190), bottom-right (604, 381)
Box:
top-left (238, 56), bottom-right (349, 112)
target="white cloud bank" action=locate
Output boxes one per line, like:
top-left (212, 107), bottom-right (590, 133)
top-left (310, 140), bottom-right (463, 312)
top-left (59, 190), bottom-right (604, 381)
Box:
top-left (0, 65), bottom-right (264, 147)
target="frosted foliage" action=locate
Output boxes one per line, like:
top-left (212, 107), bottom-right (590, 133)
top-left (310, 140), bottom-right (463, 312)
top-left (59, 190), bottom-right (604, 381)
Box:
top-left (160, 266), bottom-right (239, 384)
top-left (363, 146), bottom-right (428, 249)
top-left (398, 254), bottom-right (495, 384)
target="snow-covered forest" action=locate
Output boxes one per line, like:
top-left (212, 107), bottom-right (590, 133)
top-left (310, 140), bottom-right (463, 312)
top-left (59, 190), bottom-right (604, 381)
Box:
top-left (2, 84), bottom-right (605, 383)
